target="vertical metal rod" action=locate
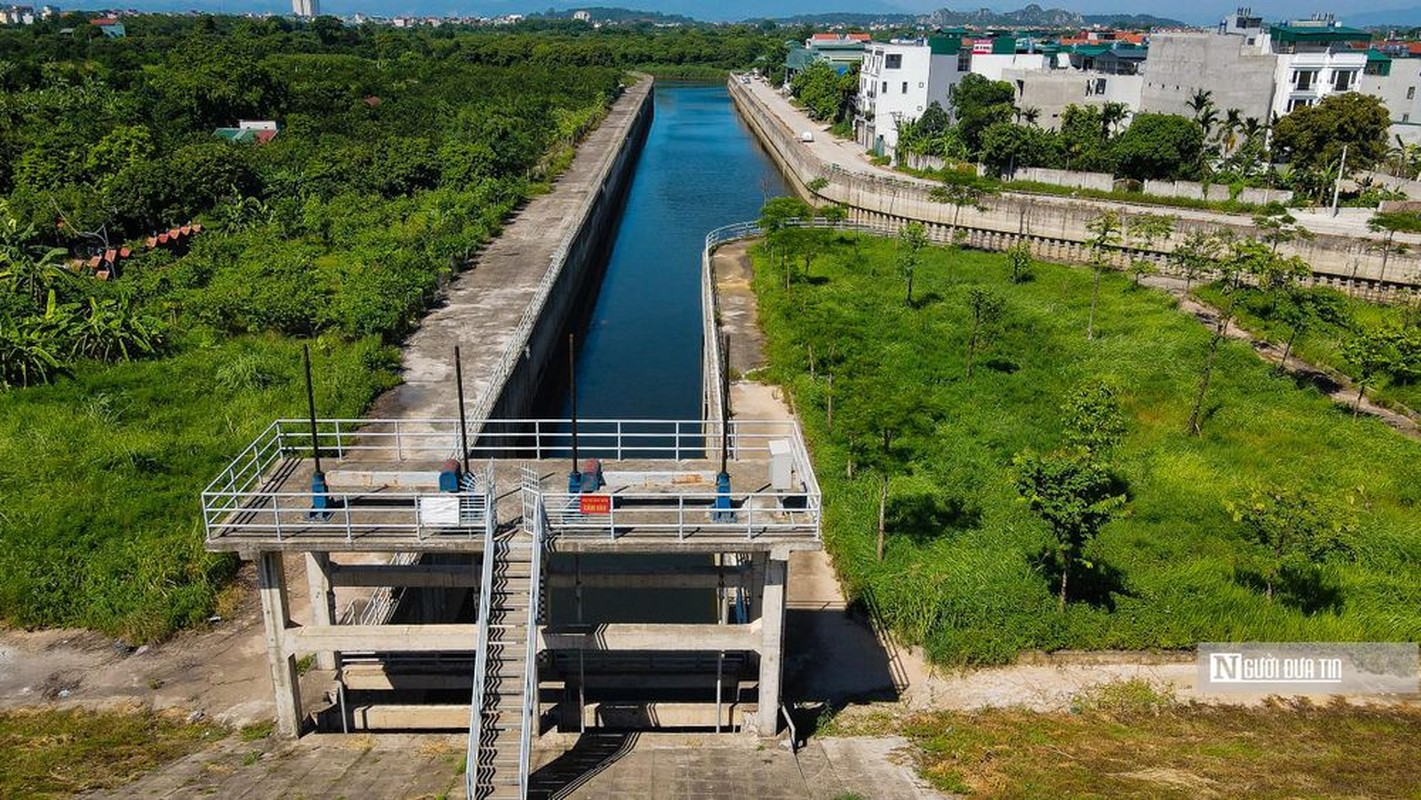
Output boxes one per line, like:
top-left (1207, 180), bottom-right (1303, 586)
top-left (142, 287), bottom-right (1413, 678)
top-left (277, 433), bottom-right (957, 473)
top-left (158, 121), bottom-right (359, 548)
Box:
top-left (304, 344), bottom-right (322, 474)
top-left (569, 333), bottom-right (579, 472)
top-left (339, 680), bottom-right (349, 735)
top-left (455, 346), bottom-right (471, 475)
top-left (720, 334), bottom-right (731, 474)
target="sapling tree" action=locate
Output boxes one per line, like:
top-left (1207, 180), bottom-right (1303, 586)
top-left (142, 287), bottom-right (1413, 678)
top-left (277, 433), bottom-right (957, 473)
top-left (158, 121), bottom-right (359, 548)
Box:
top-left (1085, 210), bottom-right (1122, 340)
top-left (1226, 485), bottom-right (1355, 602)
top-left (1366, 210), bottom-right (1421, 283)
top-left (897, 221), bottom-right (928, 306)
top-left (1124, 213), bottom-right (1175, 288)
top-left (1253, 204), bottom-right (1313, 254)
top-left (1341, 328), bottom-right (1416, 417)
top-left (1167, 229), bottom-right (1226, 291)
top-left (1013, 447), bottom-right (1126, 611)
top-left (1005, 240), bottom-right (1033, 283)
top-left (929, 174), bottom-right (997, 231)
top-left (964, 287), bottom-right (1005, 377)
top-left (1187, 239), bottom-right (1271, 435)
top-left (1063, 380), bottom-right (1126, 455)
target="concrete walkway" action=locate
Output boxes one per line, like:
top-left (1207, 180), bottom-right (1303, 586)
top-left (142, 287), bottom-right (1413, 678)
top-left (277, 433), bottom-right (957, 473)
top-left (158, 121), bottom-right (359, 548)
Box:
top-left (369, 77), bottom-right (653, 423)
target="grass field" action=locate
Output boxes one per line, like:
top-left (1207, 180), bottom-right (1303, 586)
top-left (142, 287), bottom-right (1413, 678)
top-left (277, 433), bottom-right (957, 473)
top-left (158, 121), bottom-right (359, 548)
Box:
top-left (752, 234), bottom-right (1421, 665)
top-left (0, 707), bottom-right (223, 798)
top-left (0, 335), bottom-right (398, 642)
top-left (827, 682), bottom-right (1421, 799)
top-left (1194, 282), bottom-right (1421, 413)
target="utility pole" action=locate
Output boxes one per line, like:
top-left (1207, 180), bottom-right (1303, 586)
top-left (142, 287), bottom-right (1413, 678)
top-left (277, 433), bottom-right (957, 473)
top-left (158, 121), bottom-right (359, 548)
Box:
top-left (1331, 143), bottom-right (1348, 218)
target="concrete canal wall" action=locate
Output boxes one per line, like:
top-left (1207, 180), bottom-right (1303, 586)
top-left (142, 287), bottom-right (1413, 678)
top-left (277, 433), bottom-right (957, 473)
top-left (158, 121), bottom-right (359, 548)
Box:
top-left (729, 77), bottom-right (1421, 300)
top-left (369, 77), bottom-right (654, 431)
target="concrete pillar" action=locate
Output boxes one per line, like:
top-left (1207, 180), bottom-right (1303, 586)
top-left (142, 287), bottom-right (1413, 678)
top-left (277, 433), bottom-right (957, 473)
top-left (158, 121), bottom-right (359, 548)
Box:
top-left (756, 554), bottom-right (787, 735)
top-left (258, 551), bottom-right (303, 738)
top-left (304, 552), bottom-right (339, 671)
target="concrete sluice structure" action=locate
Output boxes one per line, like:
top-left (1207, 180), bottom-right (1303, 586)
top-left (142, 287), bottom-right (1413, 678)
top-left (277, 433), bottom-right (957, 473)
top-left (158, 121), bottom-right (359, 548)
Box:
top-left (202, 417), bottom-right (821, 797)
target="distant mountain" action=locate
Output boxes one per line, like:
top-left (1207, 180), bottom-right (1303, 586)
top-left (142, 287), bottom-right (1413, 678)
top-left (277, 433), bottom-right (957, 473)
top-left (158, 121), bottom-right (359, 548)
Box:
top-left (534, 6), bottom-right (698, 24)
top-left (924, 5), bottom-right (1185, 29)
top-left (767, 11), bottom-right (918, 26)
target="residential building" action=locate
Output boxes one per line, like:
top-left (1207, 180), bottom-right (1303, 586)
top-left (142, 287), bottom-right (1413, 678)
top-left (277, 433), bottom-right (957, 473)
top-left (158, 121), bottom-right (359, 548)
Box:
top-left (854, 36), bottom-right (970, 156)
top-left (969, 34), bottom-right (1053, 81)
top-left (1003, 66), bottom-right (1144, 130)
top-left (292, 0), bottom-right (318, 18)
top-left (90, 16), bottom-right (125, 37)
top-left (1264, 20), bottom-right (1370, 117)
top-left (783, 32), bottom-right (870, 84)
top-left (1, 5), bottom-right (36, 24)
top-left (214, 120), bottom-right (280, 144)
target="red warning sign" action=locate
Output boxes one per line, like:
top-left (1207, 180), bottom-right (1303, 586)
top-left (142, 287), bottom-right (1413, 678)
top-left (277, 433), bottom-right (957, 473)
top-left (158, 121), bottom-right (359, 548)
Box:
top-left (579, 494), bottom-right (612, 514)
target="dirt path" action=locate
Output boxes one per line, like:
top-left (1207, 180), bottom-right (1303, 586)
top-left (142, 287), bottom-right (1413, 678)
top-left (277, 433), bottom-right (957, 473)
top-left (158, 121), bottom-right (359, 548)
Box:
top-left (1141, 273), bottom-right (1420, 439)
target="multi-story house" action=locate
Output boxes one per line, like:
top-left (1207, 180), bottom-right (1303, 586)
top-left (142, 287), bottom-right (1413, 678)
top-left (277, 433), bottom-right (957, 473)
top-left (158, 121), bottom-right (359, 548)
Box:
top-left (854, 36), bottom-right (970, 156)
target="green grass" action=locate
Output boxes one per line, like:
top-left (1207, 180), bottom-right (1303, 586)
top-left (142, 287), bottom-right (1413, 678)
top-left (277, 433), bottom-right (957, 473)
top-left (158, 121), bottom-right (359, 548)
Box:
top-left (0, 707), bottom-right (223, 798)
top-left (829, 686), bottom-right (1421, 799)
top-left (0, 334), bottom-right (399, 642)
top-left (1194, 283), bottom-right (1421, 413)
top-left (753, 235), bottom-right (1421, 665)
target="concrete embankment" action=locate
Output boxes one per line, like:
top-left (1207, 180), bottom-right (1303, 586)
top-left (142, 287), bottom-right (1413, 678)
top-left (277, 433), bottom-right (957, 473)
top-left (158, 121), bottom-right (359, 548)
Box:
top-left (729, 76), bottom-right (1420, 299)
top-left (370, 77), bottom-right (654, 427)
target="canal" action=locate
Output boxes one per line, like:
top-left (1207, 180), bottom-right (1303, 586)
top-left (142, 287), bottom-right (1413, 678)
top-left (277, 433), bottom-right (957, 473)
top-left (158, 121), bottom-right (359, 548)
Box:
top-left (538, 81), bottom-right (789, 627)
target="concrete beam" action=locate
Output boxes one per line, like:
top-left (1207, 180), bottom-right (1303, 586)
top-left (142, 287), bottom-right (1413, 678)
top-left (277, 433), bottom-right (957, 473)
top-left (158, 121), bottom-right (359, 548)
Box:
top-left (546, 572), bottom-right (745, 590)
top-left (541, 622), bottom-right (760, 652)
top-left (289, 622), bottom-right (761, 654)
top-left (329, 563), bottom-right (478, 588)
top-left (305, 552), bottom-right (339, 671)
top-left (332, 701), bottom-right (752, 732)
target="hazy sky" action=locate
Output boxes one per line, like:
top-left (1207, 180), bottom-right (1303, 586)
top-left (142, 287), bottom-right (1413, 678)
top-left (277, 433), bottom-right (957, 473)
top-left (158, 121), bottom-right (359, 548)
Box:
top-left (104, 0), bottom-right (1421, 27)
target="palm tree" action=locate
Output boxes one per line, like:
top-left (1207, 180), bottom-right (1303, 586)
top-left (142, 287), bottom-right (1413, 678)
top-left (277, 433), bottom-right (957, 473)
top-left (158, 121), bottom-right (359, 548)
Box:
top-left (1186, 89), bottom-right (1214, 118)
top-left (1022, 106), bottom-right (1041, 126)
top-left (1220, 108), bottom-right (1243, 156)
top-left (1100, 102), bottom-right (1129, 138)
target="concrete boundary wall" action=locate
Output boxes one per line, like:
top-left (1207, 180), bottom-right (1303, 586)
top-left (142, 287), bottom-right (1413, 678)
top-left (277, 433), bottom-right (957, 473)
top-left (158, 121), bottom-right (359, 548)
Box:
top-left (1013, 167), bottom-right (1115, 192)
top-left (729, 77), bottom-right (1419, 300)
top-left (481, 81), bottom-right (655, 422)
top-left (1143, 179), bottom-right (1294, 206)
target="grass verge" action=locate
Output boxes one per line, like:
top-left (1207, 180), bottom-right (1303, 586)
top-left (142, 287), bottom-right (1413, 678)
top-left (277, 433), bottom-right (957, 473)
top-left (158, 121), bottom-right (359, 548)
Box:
top-left (827, 686), bottom-right (1421, 799)
top-left (0, 706), bottom-right (223, 798)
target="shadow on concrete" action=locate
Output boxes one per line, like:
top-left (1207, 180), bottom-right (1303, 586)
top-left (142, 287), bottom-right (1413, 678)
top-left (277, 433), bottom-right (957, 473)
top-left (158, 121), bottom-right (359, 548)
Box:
top-left (527, 731), bottom-right (640, 799)
top-left (783, 605), bottom-right (903, 712)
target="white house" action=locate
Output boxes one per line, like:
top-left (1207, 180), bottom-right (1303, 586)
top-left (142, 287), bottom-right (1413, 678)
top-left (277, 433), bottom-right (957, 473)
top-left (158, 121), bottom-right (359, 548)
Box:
top-left (854, 36), bottom-right (971, 156)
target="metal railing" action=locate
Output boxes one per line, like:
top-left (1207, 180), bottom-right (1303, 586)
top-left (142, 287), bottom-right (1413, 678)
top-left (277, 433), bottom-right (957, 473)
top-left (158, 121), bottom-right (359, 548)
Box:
top-left (202, 418), bottom-right (820, 542)
top-left (339, 551), bottom-right (421, 626)
top-left (464, 498), bottom-right (500, 800)
top-left (541, 490), bottom-right (820, 541)
top-left (517, 492), bottom-right (545, 798)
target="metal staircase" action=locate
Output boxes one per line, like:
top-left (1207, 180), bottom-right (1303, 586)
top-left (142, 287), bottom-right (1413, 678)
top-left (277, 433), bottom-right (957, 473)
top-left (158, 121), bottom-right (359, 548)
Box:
top-left (467, 467), bottom-right (545, 799)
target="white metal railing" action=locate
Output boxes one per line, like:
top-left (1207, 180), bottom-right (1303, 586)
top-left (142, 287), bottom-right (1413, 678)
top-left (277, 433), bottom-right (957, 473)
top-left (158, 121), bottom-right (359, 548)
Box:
top-left (517, 492), bottom-right (545, 797)
top-left (541, 490), bottom-right (820, 540)
top-left (202, 418), bottom-right (820, 542)
top-left (464, 498), bottom-right (499, 800)
top-left (339, 551), bottom-right (421, 626)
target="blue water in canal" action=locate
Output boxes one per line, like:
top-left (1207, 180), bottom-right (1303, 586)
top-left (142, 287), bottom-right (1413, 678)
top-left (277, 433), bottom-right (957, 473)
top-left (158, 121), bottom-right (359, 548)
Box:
top-left (552, 82), bottom-right (787, 419)
top-left (542, 83), bottom-right (788, 626)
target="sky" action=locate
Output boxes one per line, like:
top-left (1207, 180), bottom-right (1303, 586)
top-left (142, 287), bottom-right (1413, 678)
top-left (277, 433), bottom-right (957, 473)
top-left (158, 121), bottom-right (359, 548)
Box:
top-left (91, 0), bottom-right (1421, 27)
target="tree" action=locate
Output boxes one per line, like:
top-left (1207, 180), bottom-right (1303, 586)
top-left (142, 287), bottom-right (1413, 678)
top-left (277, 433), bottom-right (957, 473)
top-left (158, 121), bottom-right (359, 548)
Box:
top-left (1124, 213), bottom-right (1175, 287)
top-left (1112, 114), bottom-right (1206, 181)
top-left (1059, 104), bottom-right (1114, 173)
top-left (978, 121), bottom-right (1058, 176)
top-left (789, 60), bottom-right (856, 123)
top-left (1084, 210), bottom-right (1122, 340)
top-left (929, 173), bottom-right (996, 230)
top-left (1273, 286), bottom-right (1335, 374)
top-left (1006, 240), bottom-right (1033, 283)
top-left (949, 73), bottom-right (1015, 154)
top-left (1014, 447), bottom-right (1126, 611)
top-left (1366, 211), bottom-right (1421, 283)
top-left (1341, 328), bottom-right (1415, 417)
top-left (1253, 204), bottom-right (1313, 254)
top-left (759, 196), bottom-right (812, 287)
top-left (1227, 486), bottom-right (1355, 602)
top-left (1167, 229), bottom-right (1226, 291)
top-left (1187, 240), bottom-right (1273, 435)
top-left (1271, 92), bottom-right (1390, 175)
top-left (964, 287), bottom-right (1005, 377)
top-left (896, 221), bottom-right (928, 306)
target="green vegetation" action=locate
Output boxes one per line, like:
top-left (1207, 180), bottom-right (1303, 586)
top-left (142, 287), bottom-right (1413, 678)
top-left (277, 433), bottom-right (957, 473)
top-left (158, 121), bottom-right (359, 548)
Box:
top-left (0, 19), bottom-right (773, 640)
top-left (828, 684), bottom-right (1421, 799)
top-left (0, 706), bottom-right (222, 798)
top-left (752, 232), bottom-right (1421, 665)
top-left (1195, 282), bottom-right (1421, 413)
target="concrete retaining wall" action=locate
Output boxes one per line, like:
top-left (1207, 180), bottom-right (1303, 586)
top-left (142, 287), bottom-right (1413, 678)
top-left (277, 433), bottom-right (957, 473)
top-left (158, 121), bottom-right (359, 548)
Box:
top-left (484, 81), bottom-right (655, 421)
top-left (1143, 179), bottom-right (1294, 206)
top-left (729, 77), bottom-right (1416, 298)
